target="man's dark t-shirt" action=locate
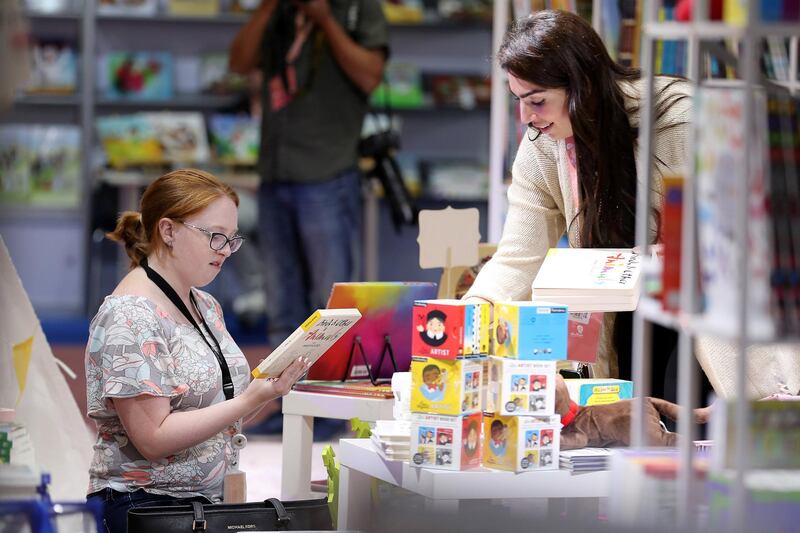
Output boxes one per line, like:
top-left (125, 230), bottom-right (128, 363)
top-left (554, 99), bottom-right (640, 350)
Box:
top-left (259, 0), bottom-right (389, 184)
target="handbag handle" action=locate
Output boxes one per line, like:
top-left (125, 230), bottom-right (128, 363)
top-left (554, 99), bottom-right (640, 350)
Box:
top-left (265, 498), bottom-right (291, 529)
top-left (191, 502), bottom-right (206, 531)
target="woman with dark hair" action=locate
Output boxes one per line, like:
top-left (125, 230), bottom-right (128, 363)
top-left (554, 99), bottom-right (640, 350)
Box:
top-left (85, 168), bottom-right (309, 532)
top-left (464, 10), bottom-right (691, 392)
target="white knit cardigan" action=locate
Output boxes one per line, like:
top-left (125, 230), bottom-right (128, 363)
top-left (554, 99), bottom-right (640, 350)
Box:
top-left (465, 78), bottom-right (800, 398)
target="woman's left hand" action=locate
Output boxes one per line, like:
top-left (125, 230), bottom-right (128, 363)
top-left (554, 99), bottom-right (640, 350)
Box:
top-left (245, 357), bottom-right (310, 406)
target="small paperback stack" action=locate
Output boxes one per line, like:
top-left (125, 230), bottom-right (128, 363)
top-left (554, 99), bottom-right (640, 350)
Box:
top-left (558, 448), bottom-right (612, 472)
top-left (370, 420), bottom-right (411, 462)
top-left (532, 248), bottom-right (642, 312)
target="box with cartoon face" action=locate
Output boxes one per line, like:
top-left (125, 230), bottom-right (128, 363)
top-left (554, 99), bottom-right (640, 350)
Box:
top-left (487, 357), bottom-right (557, 416)
top-left (410, 412), bottom-right (482, 470)
top-left (483, 412), bottom-right (561, 472)
top-left (493, 301), bottom-right (568, 360)
top-left (411, 299), bottom-right (490, 359)
top-left (411, 357), bottom-right (483, 415)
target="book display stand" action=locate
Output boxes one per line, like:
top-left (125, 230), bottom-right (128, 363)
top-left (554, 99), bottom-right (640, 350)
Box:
top-left (343, 334), bottom-right (398, 386)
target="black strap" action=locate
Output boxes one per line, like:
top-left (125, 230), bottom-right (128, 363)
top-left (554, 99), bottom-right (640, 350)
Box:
top-left (191, 501), bottom-right (206, 531)
top-left (140, 258), bottom-right (235, 401)
top-left (265, 498), bottom-right (291, 529)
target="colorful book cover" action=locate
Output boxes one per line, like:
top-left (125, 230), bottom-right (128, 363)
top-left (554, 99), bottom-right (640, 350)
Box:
top-left (533, 248), bottom-right (642, 296)
top-left (145, 112), bottom-right (210, 163)
top-left (101, 51), bottom-right (173, 101)
top-left (566, 311), bottom-right (602, 363)
top-left (96, 114), bottom-right (163, 167)
top-left (167, 0), bottom-right (220, 16)
top-left (410, 356), bottom-right (483, 416)
top-left (310, 282), bottom-right (438, 381)
top-left (199, 52), bottom-right (245, 94)
top-left (0, 125), bottom-right (81, 208)
top-left (483, 413), bottom-right (560, 473)
top-left (487, 357), bottom-right (557, 416)
top-left (695, 87), bottom-right (774, 340)
top-left (251, 308), bottom-right (361, 379)
top-left (722, 0), bottom-right (746, 25)
top-left (661, 175), bottom-right (684, 312)
top-left (563, 378), bottom-right (633, 406)
top-left (26, 41), bottom-right (77, 94)
top-left (209, 114), bottom-right (260, 165)
top-left (97, 0), bottom-right (158, 15)
top-left (410, 412), bottom-right (482, 471)
top-left (493, 301), bottom-right (568, 360)
top-left (411, 300), bottom-right (490, 359)
top-left (371, 62), bottom-right (424, 109)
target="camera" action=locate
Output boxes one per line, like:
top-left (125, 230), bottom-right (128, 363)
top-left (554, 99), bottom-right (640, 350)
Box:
top-left (359, 129), bottom-right (416, 231)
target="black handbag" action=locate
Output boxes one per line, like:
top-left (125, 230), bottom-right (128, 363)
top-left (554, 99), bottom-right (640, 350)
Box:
top-left (127, 497), bottom-right (333, 532)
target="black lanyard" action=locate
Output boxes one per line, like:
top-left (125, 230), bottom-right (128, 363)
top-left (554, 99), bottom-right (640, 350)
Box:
top-left (140, 258), bottom-right (234, 401)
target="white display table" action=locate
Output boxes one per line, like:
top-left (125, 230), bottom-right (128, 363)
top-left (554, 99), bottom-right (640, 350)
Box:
top-left (336, 438), bottom-right (610, 531)
top-left (280, 391), bottom-right (395, 500)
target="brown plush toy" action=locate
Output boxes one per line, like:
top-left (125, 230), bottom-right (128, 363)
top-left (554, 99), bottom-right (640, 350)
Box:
top-left (554, 374), bottom-right (711, 449)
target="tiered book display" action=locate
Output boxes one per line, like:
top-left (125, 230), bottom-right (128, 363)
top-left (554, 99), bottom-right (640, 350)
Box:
top-left (629, 1), bottom-right (800, 531)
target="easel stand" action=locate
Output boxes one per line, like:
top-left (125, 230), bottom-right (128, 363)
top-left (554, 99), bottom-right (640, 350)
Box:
top-left (343, 335), bottom-right (398, 386)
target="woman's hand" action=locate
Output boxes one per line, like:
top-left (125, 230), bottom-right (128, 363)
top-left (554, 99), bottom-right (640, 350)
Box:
top-left (244, 357), bottom-right (310, 407)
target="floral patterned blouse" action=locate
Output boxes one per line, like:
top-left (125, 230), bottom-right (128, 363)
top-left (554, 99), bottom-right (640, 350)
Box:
top-left (85, 290), bottom-right (250, 501)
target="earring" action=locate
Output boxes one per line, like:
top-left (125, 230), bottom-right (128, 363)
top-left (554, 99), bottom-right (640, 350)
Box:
top-left (166, 241), bottom-right (173, 249)
top-left (527, 126), bottom-right (542, 142)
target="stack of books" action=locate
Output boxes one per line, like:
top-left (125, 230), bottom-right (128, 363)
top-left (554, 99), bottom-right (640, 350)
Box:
top-left (532, 248), bottom-right (642, 312)
top-left (370, 420), bottom-right (411, 462)
top-left (558, 448), bottom-right (612, 472)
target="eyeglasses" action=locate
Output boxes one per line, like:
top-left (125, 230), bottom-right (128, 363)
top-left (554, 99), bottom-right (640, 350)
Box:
top-left (181, 221), bottom-right (244, 253)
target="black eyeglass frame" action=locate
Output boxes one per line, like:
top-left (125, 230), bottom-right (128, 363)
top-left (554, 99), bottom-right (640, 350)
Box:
top-left (180, 221), bottom-right (244, 253)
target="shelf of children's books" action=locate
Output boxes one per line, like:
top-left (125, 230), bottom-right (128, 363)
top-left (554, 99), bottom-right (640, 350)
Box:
top-left (95, 13), bottom-right (249, 25)
top-left (13, 94), bottom-right (81, 106)
top-left (637, 296), bottom-right (681, 331)
top-left (96, 94), bottom-right (244, 110)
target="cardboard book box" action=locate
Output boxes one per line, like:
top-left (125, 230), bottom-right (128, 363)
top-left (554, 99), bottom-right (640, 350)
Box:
top-left (410, 357), bottom-right (483, 416)
top-left (493, 301), bottom-right (568, 360)
top-left (411, 299), bottom-right (490, 359)
top-left (487, 358), bottom-right (557, 416)
top-left (483, 412), bottom-right (561, 472)
top-left (410, 412), bottom-right (482, 471)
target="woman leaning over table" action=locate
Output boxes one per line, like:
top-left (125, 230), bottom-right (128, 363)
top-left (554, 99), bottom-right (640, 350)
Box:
top-left (463, 10), bottom-right (692, 399)
top-left (85, 168), bottom-right (309, 533)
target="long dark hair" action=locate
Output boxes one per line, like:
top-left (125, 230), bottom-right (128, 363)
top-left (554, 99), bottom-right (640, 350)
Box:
top-left (498, 10), bottom-right (687, 248)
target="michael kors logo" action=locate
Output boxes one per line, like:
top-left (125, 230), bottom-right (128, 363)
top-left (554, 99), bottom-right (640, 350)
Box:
top-left (226, 525), bottom-right (257, 530)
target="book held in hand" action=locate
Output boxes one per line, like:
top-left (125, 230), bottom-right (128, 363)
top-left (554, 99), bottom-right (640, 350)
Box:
top-left (251, 309), bottom-right (361, 379)
top-left (532, 248), bottom-right (642, 312)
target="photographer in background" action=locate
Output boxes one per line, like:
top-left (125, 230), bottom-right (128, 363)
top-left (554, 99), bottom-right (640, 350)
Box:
top-left (230, 1), bottom-right (388, 359)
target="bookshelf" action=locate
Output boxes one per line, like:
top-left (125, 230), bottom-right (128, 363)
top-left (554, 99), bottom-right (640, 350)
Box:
top-left (3, 1), bottom-right (494, 315)
top-left (633, 1), bottom-right (800, 531)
